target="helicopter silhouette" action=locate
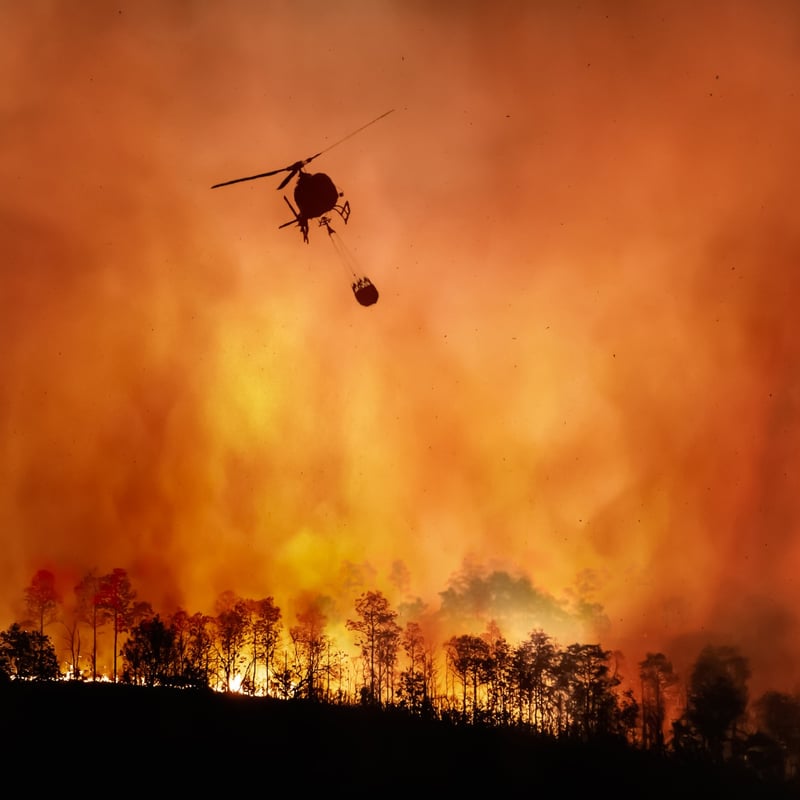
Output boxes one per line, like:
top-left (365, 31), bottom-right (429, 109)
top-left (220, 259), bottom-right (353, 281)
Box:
top-left (211, 109), bottom-right (394, 245)
top-left (211, 111), bottom-right (393, 307)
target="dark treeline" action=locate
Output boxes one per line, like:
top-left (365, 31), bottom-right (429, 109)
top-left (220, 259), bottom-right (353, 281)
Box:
top-left (2, 567), bottom-right (799, 795)
top-left (0, 681), bottom-right (795, 797)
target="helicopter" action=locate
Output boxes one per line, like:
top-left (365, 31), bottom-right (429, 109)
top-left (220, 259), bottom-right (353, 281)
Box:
top-left (211, 110), bottom-right (393, 306)
top-left (211, 109), bottom-right (394, 237)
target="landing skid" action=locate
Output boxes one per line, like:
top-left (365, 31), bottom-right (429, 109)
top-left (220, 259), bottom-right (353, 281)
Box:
top-left (279, 198), bottom-right (351, 243)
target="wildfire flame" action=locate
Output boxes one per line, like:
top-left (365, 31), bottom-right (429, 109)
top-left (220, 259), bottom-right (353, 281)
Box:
top-left (2, 2), bottom-right (799, 700)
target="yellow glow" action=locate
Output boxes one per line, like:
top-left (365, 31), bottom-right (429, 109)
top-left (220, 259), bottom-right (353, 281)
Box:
top-left (1, 1), bottom-right (799, 699)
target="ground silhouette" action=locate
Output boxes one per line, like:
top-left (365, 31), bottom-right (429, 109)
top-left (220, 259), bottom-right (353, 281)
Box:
top-left (1, 681), bottom-right (796, 797)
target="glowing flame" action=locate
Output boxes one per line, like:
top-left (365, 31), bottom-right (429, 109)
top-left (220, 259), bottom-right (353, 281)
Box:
top-left (1, 2), bottom-right (799, 703)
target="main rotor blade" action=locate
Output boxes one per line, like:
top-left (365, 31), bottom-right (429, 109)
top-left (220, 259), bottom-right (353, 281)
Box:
top-left (211, 166), bottom-right (289, 189)
top-left (315, 109), bottom-right (395, 159)
top-left (210, 155), bottom-right (317, 190)
top-left (277, 167), bottom-right (300, 191)
top-left (210, 110), bottom-right (393, 190)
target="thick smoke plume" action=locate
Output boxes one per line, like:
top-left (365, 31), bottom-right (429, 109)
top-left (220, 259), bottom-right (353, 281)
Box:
top-left (2, 2), bottom-right (799, 697)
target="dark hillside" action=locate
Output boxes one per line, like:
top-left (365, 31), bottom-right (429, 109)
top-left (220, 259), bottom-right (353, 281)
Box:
top-left (0, 681), bottom-right (795, 797)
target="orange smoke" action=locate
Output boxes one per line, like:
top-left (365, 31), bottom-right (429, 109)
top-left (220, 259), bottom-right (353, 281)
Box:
top-left (2, 1), bottom-right (799, 699)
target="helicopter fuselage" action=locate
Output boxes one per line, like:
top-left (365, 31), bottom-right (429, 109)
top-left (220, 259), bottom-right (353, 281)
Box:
top-left (294, 171), bottom-right (340, 221)
top-left (281, 170), bottom-right (350, 242)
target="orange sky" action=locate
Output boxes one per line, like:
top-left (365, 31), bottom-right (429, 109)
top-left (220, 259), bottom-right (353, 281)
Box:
top-left (2, 0), bottom-right (799, 696)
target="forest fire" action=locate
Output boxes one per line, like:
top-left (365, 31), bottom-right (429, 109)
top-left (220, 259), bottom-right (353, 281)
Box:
top-left (2, 0), bottom-right (799, 776)
top-left (4, 562), bottom-right (800, 794)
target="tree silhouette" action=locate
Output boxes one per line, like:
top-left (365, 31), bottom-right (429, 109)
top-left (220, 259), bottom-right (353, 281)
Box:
top-left (73, 570), bottom-right (102, 680)
top-left (481, 621), bottom-right (513, 725)
top-left (616, 687), bottom-right (641, 744)
top-left (558, 643), bottom-right (621, 739)
top-left (0, 622), bottom-right (60, 680)
top-left (122, 614), bottom-right (177, 686)
top-left (213, 591), bottom-right (250, 692)
top-left (512, 629), bottom-right (559, 733)
top-left (639, 652), bottom-right (679, 751)
top-left (397, 621), bottom-right (435, 715)
top-left (289, 599), bottom-right (329, 700)
top-left (680, 645), bottom-right (751, 762)
top-left (95, 568), bottom-right (137, 682)
top-left (446, 633), bottom-right (491, 723)
top-left (242, 596), bottom-right (282, 696)
top-left (271, 650), bottom-right (295, 700)
top-left (171, 609), bottom-right (215, 688)
top-left (61, 615), bottom-right (83, 680)
top-left (438, 568), bottom-right (572, 636)
top-left (346, 590), bottom-right (400, 705)
top-left (23, 569), bottom-right (61, 636)
top-left (753, 690), bottom-right (800, 771)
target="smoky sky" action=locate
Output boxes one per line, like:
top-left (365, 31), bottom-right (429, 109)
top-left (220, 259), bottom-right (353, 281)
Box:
top-left (2, 0), bottom-right (799, 695)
